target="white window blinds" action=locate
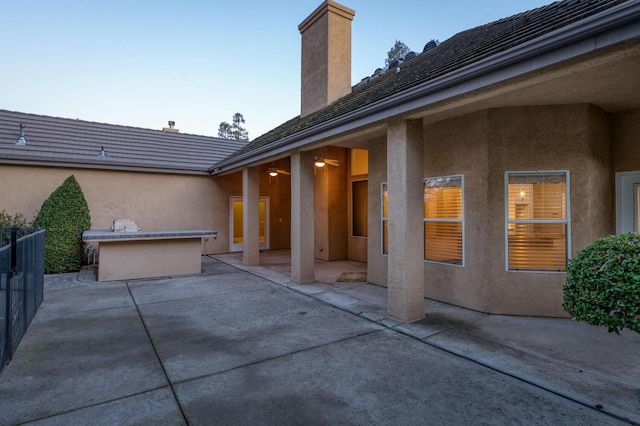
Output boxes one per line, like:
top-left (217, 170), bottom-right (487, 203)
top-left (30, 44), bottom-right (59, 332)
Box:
top-left (424, 176), bottom-right (464, 265)
top-left (506, 172), bottom-right (569, 271)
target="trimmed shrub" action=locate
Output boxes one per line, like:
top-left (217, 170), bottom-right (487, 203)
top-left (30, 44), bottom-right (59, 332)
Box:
top-left (563, 233), bottom-right (640, 334)
top-left (33, 175), bottom-right (91, 273)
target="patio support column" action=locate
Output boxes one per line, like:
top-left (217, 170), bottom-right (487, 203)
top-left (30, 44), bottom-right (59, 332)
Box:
top-left (386, 117), bottom-right (425, 323)
top-left (243, 166), bottom-right (260, 266)
top-left (291, 150), bottom-right (315, 283)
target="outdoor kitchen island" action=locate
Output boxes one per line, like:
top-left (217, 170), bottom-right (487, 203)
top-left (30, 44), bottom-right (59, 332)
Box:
top-left (82, 229), bottom-right (217, 282)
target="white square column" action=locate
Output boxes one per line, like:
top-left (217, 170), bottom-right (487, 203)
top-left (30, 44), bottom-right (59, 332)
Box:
top-left (242, 166), bottom-right (260, 266)
top-left (291, 151), bottom-right (315, 283)
top-left (387, 118), bottom-right (425, 323)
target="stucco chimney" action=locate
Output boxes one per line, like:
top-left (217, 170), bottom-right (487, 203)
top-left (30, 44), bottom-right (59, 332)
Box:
top-left (298, 1), bottom-right (355, 117)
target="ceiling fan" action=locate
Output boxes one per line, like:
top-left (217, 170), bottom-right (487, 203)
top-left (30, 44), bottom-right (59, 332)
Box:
top-left (263, 163), bottom-right (290, 182)
top-left (264, 166), bottom-right (290, 177)
top-left (313, 155), bottom-right (340, 168)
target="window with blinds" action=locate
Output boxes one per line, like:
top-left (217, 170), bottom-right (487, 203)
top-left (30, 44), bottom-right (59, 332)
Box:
top-left (506, 171), bottom-right (569, 271)
top-left (381, 183), bottom-right (388, 255)
top-left (424, 175), bottom-right (464, 265)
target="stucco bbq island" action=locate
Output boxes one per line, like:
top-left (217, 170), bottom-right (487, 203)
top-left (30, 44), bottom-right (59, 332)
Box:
top-left (83, 225), bottom-right (217, 282)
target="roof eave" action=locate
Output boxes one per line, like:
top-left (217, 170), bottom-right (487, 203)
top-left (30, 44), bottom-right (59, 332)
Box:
top-left (0, 156), bottom-right (212, 176)
top-left (213, 0), bottom-right (640, 174)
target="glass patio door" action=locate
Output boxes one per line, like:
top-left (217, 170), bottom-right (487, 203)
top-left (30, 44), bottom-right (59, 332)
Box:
top-left (229, 196), bottom-right (269, 252)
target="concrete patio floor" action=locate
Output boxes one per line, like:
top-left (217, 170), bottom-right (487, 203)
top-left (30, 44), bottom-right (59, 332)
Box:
top-left (0, 251), bottom-right (638, 425)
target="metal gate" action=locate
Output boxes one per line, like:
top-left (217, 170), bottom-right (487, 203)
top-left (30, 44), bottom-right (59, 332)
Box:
top-left (0, 227), bottom-right (45, 373)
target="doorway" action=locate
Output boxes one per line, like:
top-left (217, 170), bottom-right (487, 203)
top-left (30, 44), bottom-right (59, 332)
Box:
top-left (616, 172), bottom-right (640, 234)
top-left (229, 196), bottom-right (269, 252)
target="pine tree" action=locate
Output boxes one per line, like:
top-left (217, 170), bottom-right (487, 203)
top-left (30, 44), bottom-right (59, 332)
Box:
top-left (218, 113), bottom-right (249, 141)
top-left (385, 40), bottom-right (410, 67)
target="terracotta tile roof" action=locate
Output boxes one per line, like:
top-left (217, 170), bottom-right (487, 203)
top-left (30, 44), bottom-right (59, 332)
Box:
top-left (219, 0), bottom-right (630, 164)
top-left (0, 110), bottom-right (247, 174)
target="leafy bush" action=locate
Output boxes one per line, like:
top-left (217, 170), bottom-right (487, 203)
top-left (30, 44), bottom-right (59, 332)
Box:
top-left (0, 209), bottom-right (32, 246)
top-left (33, 175), bottom-right (91, 273)
top-left (563, 233), bottom-right (640, 334)
top-left (0, 210), bottom-right (30, 228)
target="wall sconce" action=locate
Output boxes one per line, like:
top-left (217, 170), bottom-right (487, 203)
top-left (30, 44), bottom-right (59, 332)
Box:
top-left (98, 146), bottom-right (107, 158)
top-left (519, 188), bottom-right (526, 198)
top-left (15, 123), bottom-right (26, 146)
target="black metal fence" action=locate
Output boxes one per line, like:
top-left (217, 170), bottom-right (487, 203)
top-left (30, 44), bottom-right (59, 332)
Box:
top-left (0, 227), bottom-right (45, 373)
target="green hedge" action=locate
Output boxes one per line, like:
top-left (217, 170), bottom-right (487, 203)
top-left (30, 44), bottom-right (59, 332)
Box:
top-left (33, 175), bottom-right (91, 273)
top-left (563, 233), bottom-right (640, 334)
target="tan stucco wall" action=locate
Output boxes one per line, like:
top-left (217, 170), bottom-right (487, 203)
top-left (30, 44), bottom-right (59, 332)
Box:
top-left (612, 109), bottom-right (640, 173)
top-left (216, 159), bottom-right (293, 252)
top-left (259, 158), bottom-right (292, 250)
top-left (1, 164), bottom-right (292, 255)
top-left (367, 136), bottom-right (388, 286)
top-left (1, 165), bottom-right (240, 255)
top-left (214, 172), bottom-right (242, 253)
top-left (480, 104), bottom-right (613, 316)
top-left (95, 237), bottom-right (202, 281)
top-left (366, 104), bottom-right (616, 317)
top-left (314, 146), bottom-right (347, 260)
top-left (423, 110), bottom-right (492, 311)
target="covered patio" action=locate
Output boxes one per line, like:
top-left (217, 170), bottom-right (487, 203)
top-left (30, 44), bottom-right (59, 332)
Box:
top-left (215, 248), bottom-right (367, 287)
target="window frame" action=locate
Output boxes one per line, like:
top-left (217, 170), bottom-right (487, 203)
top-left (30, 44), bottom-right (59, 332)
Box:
top-left (381, 182), bottom-right (388, 256)
top-left (615, 171), bottom-right (640, 234)
top-left (423, 174), bottom-right (465, 267)
top-left (504, 170), bottom-right (571, 273)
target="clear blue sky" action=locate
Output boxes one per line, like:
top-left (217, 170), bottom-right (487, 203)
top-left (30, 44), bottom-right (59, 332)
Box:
top-left (2, 0), bottom-right (549, 139)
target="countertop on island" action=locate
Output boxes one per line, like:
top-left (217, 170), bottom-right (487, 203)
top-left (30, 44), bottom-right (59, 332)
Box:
top-left (82, 230), bottom-right (217, 241)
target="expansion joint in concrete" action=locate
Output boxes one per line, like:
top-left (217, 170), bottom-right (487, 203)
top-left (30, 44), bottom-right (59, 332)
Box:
top-left (125, 282), bottom-right (190, 425)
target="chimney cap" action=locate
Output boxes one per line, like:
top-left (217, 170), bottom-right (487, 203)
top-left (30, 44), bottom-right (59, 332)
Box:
top-left (299, 0), bottom-right (355, 34)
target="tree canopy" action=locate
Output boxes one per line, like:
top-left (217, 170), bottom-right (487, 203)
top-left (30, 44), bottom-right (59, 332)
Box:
top-left (218, 113), bottom-right (249, 141)
top-left (385, 40), bottom-right (410, 67)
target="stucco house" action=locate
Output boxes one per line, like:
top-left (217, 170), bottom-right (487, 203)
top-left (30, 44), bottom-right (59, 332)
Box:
top-left (1, 0), bottom-right (639, 322)
top-left (0, 112), bottom-right (256, 255)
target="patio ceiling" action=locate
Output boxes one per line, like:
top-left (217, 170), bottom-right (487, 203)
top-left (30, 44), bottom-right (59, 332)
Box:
top-left (415, 39), bottom-right (640, 126)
